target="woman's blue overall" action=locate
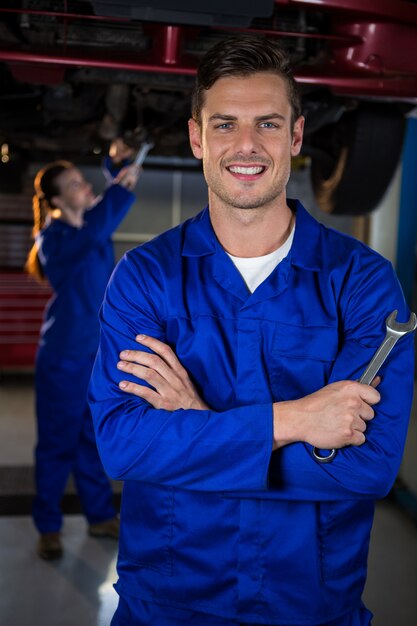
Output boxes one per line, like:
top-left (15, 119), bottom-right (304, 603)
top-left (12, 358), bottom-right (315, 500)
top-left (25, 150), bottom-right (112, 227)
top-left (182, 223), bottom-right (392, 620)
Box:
top-left (32, 182), bottom-right (135, 533)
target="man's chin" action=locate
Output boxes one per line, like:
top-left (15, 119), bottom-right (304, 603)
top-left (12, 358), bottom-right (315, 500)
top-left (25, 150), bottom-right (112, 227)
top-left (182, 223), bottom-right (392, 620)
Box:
top-left (210, 183), bottom-right (283, 211)
top-left (224, 187), bottom-right (282, 210)
top-left (229, 196), bottom-right (273, 210)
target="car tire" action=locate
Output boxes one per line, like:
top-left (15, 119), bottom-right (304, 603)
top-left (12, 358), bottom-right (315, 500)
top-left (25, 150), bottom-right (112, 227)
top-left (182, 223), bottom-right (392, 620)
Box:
top-left (310, 104), bottom-right (406, 215)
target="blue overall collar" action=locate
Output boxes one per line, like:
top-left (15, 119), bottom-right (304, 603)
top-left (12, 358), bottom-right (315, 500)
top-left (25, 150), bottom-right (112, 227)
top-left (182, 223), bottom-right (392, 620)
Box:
top-left (182, 199), bottom-right (323, 273)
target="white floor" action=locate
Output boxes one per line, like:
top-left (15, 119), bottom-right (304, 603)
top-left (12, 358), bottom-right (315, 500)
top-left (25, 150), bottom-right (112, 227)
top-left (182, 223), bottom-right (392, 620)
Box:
top-left (0, 516), bottom-right (118, 626)
top-left (0, 376), bottom-right (417, 626)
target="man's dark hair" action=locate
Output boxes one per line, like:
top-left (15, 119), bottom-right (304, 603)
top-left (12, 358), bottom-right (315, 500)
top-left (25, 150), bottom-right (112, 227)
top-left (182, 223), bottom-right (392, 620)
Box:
top-left (191, 34), bottom-right (302, 128)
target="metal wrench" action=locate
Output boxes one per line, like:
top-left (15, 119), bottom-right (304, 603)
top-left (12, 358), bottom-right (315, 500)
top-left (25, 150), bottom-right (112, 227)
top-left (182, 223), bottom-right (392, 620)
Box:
top-left (358, 310), bottom-right (417, 384)
top-left (133, 141), bottom-right (154, 167)
top-left (312, 309), bottom-right (417, 463)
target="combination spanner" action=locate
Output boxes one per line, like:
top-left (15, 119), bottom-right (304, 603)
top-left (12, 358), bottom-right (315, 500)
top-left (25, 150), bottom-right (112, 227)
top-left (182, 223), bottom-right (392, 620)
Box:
top-left (133, 141), bottom-right (154, 167)
top-left (312, 309), bottom-right (417, 463)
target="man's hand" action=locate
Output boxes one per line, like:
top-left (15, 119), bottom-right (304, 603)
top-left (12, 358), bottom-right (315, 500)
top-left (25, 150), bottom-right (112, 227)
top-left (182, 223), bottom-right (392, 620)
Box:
top-left (117, 335), bottom-right (209, 411)
top-left (273, 380), bottom-right (381, 451)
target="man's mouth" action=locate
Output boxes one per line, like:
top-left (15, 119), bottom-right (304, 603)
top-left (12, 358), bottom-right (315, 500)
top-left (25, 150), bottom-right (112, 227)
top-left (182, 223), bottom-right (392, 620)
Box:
top-left (228, 165), bottom-right (266, 175)
top-left (226, 165), bottom-right (267, 180)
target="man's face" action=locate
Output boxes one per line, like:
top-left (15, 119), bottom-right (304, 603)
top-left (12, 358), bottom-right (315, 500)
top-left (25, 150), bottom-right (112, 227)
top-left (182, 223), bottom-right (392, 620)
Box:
top-left (188, 72), bottom-right (304, 213)
top-left (53, 167), bottom-right (96, 213)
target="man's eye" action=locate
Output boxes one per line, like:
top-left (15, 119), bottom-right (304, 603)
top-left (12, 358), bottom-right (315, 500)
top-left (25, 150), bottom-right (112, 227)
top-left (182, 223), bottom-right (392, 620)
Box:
top-left (216, 123), bottom-right (233, 129)
top-left (259, 122), bottom-right (277, 129)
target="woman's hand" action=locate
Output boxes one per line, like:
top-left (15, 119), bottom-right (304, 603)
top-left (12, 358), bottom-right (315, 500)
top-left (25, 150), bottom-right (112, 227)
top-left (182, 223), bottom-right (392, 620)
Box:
top-left (114, 164), bottom-right (141, 191)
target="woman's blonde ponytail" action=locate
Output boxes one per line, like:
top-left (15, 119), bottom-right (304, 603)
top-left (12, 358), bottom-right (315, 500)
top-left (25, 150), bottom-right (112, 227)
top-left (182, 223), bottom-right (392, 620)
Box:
top-left (25, 161), bottom-right (73, 282)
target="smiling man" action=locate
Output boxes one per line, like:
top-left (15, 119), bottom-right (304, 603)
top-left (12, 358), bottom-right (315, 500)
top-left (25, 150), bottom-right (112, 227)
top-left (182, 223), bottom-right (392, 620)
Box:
top-left (89, 35), bottom-right (414, 626)
top-left (190, 73), bottom-right (303, 213)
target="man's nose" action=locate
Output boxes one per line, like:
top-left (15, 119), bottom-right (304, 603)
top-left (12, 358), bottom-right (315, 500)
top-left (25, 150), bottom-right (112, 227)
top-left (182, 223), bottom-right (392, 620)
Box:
top-left (233, 126), bottom-right (259, 155)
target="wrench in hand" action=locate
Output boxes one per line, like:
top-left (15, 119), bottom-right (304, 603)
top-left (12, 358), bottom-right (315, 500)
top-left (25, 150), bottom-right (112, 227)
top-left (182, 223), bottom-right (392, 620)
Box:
top-left (312, 310), bottom-right (417, 463)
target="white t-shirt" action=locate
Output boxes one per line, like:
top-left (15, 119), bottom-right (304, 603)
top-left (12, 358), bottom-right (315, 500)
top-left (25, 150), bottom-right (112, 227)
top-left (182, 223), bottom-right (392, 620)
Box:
top-left (226, 224), bottom-right (295, 293)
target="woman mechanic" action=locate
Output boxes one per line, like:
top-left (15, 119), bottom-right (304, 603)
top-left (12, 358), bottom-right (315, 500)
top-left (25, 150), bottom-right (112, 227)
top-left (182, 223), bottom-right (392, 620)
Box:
top-left (25, 140), bottom-right (141, 560)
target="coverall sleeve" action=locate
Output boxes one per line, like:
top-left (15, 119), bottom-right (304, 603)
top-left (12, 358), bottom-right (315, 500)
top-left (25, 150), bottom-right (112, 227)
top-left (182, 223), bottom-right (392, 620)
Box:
top-left (40, 184), bottom-right (135, 277)
top-left (102, 153), bottom-right (132, 181)
top-left (266, 257), bottom-right (415, 502)
top-left (89, 252), bottom-right (274, 492)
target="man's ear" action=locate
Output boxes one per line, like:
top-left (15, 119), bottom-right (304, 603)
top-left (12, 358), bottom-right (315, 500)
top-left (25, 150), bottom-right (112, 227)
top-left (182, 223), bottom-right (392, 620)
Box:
top-left (291, 116), bottom-right (305, 157)
top-left (188, 118), bottom-right (203, 160)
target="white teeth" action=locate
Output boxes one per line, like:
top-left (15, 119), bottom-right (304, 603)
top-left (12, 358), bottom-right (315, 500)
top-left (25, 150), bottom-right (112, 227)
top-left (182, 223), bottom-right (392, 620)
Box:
top-left (228, 165), bottom-right (264, 175)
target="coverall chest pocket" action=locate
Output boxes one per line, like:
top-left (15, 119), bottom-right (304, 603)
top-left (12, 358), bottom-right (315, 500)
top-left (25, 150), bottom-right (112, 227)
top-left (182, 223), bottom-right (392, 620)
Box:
top-left (269, 323), bottom-right (339, 400)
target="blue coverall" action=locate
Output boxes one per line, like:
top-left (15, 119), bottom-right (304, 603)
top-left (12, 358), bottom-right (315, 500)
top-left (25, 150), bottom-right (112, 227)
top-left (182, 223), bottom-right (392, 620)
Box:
top-left (89, 201), bottom-right (414, 625)
top-left (33, 182), bottom-right (135, 534)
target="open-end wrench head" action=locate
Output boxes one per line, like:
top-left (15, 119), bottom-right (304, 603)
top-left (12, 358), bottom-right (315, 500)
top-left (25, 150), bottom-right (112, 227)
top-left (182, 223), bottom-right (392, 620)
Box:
top-left (385, 310), bottom-right (417, 336)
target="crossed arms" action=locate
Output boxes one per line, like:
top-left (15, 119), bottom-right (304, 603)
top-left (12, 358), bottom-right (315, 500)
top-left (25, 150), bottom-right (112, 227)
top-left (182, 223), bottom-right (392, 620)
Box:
top-left (117, 334), bottom-right (380, 452)
top-left (89, 247), bottom-right (414, 500)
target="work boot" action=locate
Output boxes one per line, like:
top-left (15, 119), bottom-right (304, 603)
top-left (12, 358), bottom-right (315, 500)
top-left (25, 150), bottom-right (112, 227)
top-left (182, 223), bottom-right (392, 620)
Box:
top-left (88, 516), bottom-right (119, 539)
top-left (37, 532), bottom-right (63, 560)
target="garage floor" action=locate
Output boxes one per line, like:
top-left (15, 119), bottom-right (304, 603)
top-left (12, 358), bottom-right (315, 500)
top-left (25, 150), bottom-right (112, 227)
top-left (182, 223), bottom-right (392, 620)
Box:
top-left (0, 374), bottom-right (416, 626)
